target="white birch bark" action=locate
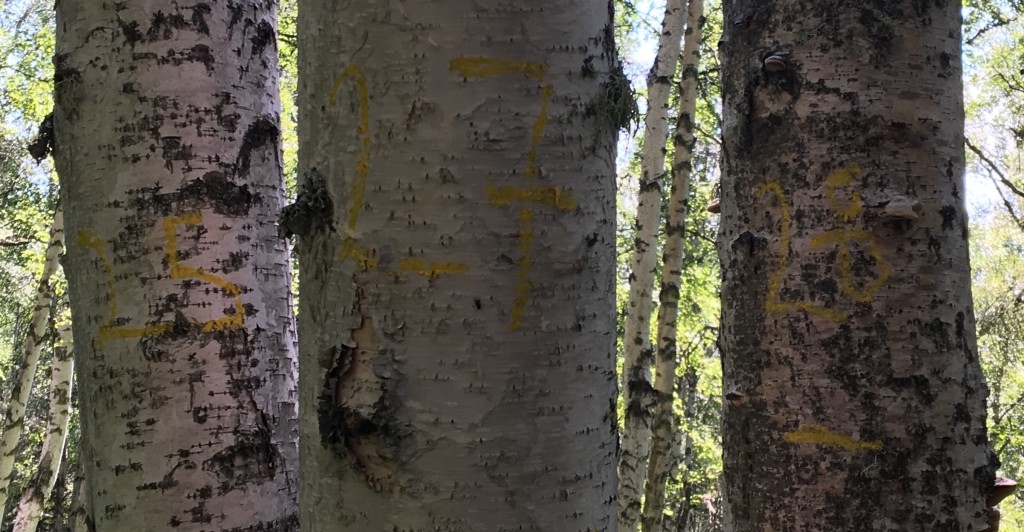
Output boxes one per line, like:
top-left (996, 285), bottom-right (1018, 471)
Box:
top-left (640, 1), bottom-right (704, 529)
top-left (619, 0), bottom-right (687, 529)
top-left (12, 320), bottom-right (73, 532)
top-left (294, 1), bottom-right (620, 529)
top-left (0, 209), bottom-right (63, 526)
top-left (53, 2), bottom-right (298, 529)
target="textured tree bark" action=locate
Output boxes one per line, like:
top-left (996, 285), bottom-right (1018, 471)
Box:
top-left (294, 1), bottom-right (620, 529)
top-left (12, 321), bottom-right (73, 532)
top-left (54, 1), bottom-right (298, 530)
top-left (718, 1), bottom-right (994, 530)
top-left (640, 1), bottom-right (704, 530)
top-left (619, 1), bottom-right (686, 529)
top-left (0, 209), bottom-right (63, 527)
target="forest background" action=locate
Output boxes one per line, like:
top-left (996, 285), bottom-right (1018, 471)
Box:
top-left (0, 0), bottom-right (1022, 530)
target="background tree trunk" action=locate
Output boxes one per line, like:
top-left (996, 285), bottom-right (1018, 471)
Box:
top-left (619, 1), bottom-right (686, 528)
top-left (641, 1), bottom-right (704, 529)
top-left (294, 1), bottom-right (620, 529)
top-left (12, 320), bottom-right (73, 532)
top-left (0, 209), bottom-right (62, 526)
top-left (718, 1), bottom-right (994, 529)
top-left (54, 2), bottom-right (299, 529)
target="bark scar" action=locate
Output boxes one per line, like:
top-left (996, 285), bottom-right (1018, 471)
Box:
top-left (317, 316), bottom-right (400, 492)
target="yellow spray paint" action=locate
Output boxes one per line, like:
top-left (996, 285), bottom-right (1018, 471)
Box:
top-left (81, 212), bottom-right (246, 343)
top-left (759, 166), bottom-right (892, 323)
top-left (163, 214), bottom-right (245, 333)
top-left (328, 65), bottom-right (372, 233)
top-left (759, 181), bottom-right (847, 323)
top-left (330, 64), bottom-right (466, 278)
top-left (450, 56), bottom-right (566, 330)
top-left (398, 258), bottom-right (469, 278)
top-left (784, 424), bottom-right (882, 452)
top-left (487, 185), bottom-right (577, 212)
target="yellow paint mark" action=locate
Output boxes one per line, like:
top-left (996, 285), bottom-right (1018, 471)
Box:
top-left (328, 65), bottom-right (372, 232)
top-left (163, 214), bottom-right (245, 333)
top-left (759, 182), bottom-right (849, 323)
top-left (508, 209), bottom-right (535, 331)
top-left (449, 57), bottom-right (565, 330)
top-left (825, 165), bottom-right (865, 221)
top-left (339, 237), bottom-right (378, 272)
top-left (526, 84), bottom-right (554, 178)
top-left (78, 230), bottom-right (174, 342)
top-left (76, 230), bottom-right (118, 324)
top-left (398, 258), bottom-right (468, 278)
top-left (487, 185), bottom-right (577, 212)
top-left (449, 56), bottom-right (548, 81)
top-left (809, 229), bottom-right (892, 303)
top-left (759, 173), bottom-right (892, 323)
top-left (784, 424), bottom-right (882, 452)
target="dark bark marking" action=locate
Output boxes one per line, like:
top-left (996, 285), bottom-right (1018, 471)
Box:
top-left (218, 515), bottom-right (299, 532)
top-left (147, 11), bottom-right (190, 41)
top-left (200, 329), bottom-right (282, 490)
top-left (187, 44), bottom-right (216, 73)
top-left (226, 2), bottom-right (245, 34)
top-left (235, 115), bottom-right (279, 178)
top-left (939, 205), bottom-right (957, 230)
top-left (190, 4), bottom-right (212, 36)
top-left (160, 136), bottom-right (194, 172)
top-left (250, 20), bottom-right (276, 58)
top-left (279, 168), bottom-right (334, 239)
top-left (27, 113), bottom-right (54, 162)
top-left (118, 19), bottom-right (144, 45)
top-left (178, 171), bottom-right (256, 217)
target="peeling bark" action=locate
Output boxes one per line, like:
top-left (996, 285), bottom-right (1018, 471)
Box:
top-left (718, 1), bottom-right (993, 529)
top-left (0, 209), bottom-right (63, 527)
top-left (640, 1), bottom-right (705, 530)
top-left (296, 1), bottom-right (619, 529)
top-left (54, 2), bottom-right (298, 529)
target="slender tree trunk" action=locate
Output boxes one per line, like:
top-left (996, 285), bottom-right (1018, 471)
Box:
top-left (66, 459), bottom-right (86, 532)
top-left (641, 1), bottom-right (705, 529)
top-left (675, 361), bottom-right (699, 532)
top-left (718, 1), bottom-right (993, 529)
top-left (54, 2), bottom-right (299, 529)
top-left (12, 321), bottom-right (73, 532)
top-left (0, 209), bottom-right (63, 526)
top-left (620, 1), bottom-right (687, 529)
top-left (293, 1), bottom-right (620, 529)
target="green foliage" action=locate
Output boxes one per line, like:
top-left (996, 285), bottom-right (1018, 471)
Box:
top-left (973, 210), bottom-right (1024, 529)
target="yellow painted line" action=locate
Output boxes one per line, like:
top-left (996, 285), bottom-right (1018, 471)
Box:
top-left (487, 185), bottom-right (577, 212)
top-left (449, 56), bottom-right (547, 81)
top-left (810, 229), bottom-right (891, 303)
top-left (163, 214), bottom-right (246, 333)
top-left (399, 258), bottom-right (468, 278)
top-left (525, 84), bottom-right (554, 178)
top-left (758, 181), bottom-right (847, 323)
top-left (784, 424), bottom-right (882, 452)
top-left (825, 165), bottom-right (865, 221)
top-left (327, 64), bottom-right (372, 232)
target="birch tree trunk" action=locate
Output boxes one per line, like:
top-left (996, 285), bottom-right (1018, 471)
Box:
top-left (53, 2), bottom-right (299, 529)
top-left (640, 1), bottom-right (704, 529)
top-left (0, 209), bottom-right (63, 525)
top-left (293, 1), bottom-right (620, 529)
top-left (12, 320), bottom-right (73, 532)
top-left (619, 1), bottom-right (686, 529)
top-left (718, 1), bottom-right (993, 529)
